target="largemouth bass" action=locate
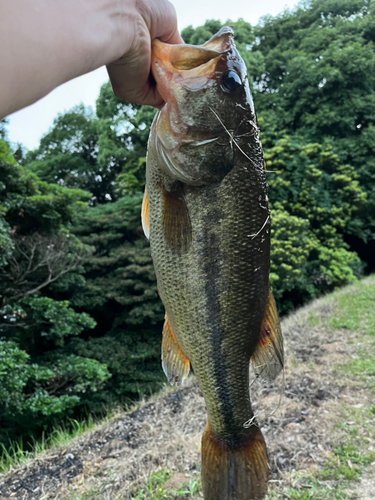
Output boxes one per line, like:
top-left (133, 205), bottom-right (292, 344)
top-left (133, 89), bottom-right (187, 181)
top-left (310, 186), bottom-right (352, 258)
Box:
top-left (142, 27), bottom-right (284, 500)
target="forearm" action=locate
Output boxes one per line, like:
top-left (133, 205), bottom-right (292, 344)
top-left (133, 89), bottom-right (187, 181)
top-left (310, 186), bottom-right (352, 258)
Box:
top-left (0, 0), bottom-right (133, 119)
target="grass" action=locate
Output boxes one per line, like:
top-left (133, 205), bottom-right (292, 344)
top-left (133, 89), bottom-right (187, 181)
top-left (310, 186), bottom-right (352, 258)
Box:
top-left (320, 442), bottom-right (373, 481)
top-left (273, 427), bottom-right (375, 499)
top-left (132, 469), bottom-right (201, 500)
top-left (0, 416), bottom-right (98, 474)
top-left (132, 469), bottom-right (172, 500)
top-left (69, 469), bottom-right (202, 500)
top-left (330, 278), bottom-right (375, 390)
top-left (265, 277), bottom-right (375, 500)
top-left (328, 279), bottom-right (375, 336)
top-left (267, 477), bottom-right (351, 500)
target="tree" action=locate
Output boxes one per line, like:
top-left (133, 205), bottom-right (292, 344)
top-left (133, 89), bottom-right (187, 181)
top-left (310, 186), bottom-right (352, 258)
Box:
top-left (252, 0), bottom-right (375, 262)
top-left (24, 105), bottom-right (120, 203)
top-left (64, 195), bottom-right (165, 403)
top-left (24, 95), bottom-right (165, 403)
top-left (0, 137), bottom-right (110, 447)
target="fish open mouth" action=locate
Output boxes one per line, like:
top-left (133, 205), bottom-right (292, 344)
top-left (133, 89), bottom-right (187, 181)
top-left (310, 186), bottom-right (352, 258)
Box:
top-left (151, 27), bottom-right (235, 97)
top-left (152, 39), bottom-right (222, 74)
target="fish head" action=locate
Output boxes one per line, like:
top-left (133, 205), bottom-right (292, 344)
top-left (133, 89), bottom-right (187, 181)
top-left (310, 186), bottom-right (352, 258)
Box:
top-left (151, 27), bottom-right (260, 185)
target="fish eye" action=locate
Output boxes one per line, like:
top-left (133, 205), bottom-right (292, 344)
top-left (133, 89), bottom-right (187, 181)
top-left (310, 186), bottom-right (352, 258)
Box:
top-left (221, 70), bottom-right (242, 93)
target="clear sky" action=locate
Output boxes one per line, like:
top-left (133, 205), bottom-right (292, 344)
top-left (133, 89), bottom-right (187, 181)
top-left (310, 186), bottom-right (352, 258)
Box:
top-left (7, 0), bottom-right (300, 150)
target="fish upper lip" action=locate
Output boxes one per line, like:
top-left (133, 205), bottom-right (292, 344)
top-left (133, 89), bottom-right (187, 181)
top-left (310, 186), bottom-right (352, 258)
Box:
top-left (151, 26), bottom-right (235, 77)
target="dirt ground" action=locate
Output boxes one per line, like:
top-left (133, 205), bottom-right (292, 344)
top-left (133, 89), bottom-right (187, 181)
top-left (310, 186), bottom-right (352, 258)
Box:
top-left (0, 286), bottom-right (374, 500)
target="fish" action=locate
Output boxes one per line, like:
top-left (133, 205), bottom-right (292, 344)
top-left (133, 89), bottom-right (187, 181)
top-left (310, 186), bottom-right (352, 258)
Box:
top-left (142, 27), bottom-right (284, 500)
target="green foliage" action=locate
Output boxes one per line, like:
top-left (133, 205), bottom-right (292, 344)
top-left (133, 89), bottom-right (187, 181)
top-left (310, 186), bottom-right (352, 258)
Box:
top-left (23, 98), bottom-right (164, 404)
top-left (96, 83), bottom-right (156, 195)
top-left (253, 0), bottom-right (375, 253)
top-left (1, 296), bottom-right (95, 351)
top-left (66, 195), bottom-right (165, 402)
top-left (25, 96), bottom-right (156, 202)
top-left (0, 134), bottom-right (108, 449)
top-left (70, 195), bottom-right (161, 324)
top-left (0, 214), bottom-right (13, 267)
top-left (266, 136), bottom-right (365, 309)
top-left (0, 154), bottom-right (89, 235)
top-left (24, 105), bottom-right (117, 203)
top-left (0, 338), bottom-right (109, 435)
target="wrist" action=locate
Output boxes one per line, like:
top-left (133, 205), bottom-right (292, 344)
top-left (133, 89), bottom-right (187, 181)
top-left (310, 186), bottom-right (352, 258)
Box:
top-left (79, 0), bottom-right (139, 68)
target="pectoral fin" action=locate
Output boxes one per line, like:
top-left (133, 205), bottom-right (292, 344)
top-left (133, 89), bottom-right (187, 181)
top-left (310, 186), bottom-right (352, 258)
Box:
top-left (162, 314), bottom-right (190, 386)
top-left (251, 289), bottom-right (284, 381)
top-left (141, 187), bottom-right (149, 239)
top-left (162, 183), bottom-right (192, 254)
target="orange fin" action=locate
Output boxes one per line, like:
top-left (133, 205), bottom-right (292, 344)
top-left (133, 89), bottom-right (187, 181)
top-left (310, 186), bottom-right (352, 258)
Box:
top-left (141, 186), bottom-right (149, 239)
top-left (162, 183), bottom-right (192, 254)
top-left (201, 424), bottom-right (268, 500)
top-left (251, 289), bottom-right (284, 381)
top-left (162, 314), bottom-right (190, 386)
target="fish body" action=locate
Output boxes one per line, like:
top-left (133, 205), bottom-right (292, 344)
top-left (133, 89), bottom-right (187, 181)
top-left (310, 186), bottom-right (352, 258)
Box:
top-left (143, 27), bottom-right (283, 500)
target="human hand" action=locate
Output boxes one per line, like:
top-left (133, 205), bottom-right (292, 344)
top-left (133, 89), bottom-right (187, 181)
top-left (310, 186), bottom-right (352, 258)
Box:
top-left (107, 0), bottom-right (183, 108)
top-left (0, 0), bottom-right (183, 119)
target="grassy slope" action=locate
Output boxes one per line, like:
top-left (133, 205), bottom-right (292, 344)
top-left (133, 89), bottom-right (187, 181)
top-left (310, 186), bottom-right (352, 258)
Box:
top-left (0, 276), bottom-right (374, 500)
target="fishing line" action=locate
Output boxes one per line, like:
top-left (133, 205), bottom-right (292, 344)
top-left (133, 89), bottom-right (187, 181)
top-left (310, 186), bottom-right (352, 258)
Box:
top-left (209, 106), bottom-right (280, 176)
top-left (245, 354), bottom-right (286, 428)
top-left (247, 215), bottom-right (270, 240)
top-left (208, 106), bottom-right (259, 168)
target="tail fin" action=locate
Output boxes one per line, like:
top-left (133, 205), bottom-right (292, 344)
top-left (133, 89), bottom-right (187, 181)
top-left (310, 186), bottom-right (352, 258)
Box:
top-left (201, 425), bottom-right (268, 500)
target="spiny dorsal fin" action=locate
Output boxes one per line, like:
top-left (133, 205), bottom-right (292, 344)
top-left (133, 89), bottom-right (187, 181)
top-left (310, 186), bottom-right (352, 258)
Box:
top-left (162, 183), bottom-right (192, 254)
top-left (162, 313), bottom-right (190, 386)
top-left (141, 186), bottom-right (149, 239)
top-left (250, 289), bottom-right (284, 381)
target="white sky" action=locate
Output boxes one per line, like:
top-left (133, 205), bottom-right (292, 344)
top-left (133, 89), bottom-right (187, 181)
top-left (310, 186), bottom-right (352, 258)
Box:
top-left (7, 0), bottom-right (300, 150)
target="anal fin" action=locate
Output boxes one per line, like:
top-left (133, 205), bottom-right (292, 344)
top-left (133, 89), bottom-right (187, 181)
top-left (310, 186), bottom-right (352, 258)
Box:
top-left (251, 289), bottom-right (284, 381)
top-left (162, 314), bottom-right (190, 386)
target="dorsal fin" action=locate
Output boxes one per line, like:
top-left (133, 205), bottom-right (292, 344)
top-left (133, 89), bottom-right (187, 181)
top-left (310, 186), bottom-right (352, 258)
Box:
top-left (250, 289), bottom-right (284, 381)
